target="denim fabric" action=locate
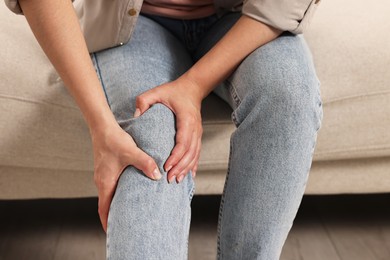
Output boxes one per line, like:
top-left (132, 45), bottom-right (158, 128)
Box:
top-left (91, 12), bottom-right (322, 260)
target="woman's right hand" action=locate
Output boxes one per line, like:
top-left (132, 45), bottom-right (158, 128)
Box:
top-left (91, 124), bottom-right (161, 232)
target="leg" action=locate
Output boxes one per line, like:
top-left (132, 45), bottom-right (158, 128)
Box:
top-left (197, 14), bottom-right (323, 259)
top-left (91, 15), bottom-right (194, 259)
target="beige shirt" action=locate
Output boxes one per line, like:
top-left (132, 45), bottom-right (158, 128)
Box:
top-left (4, 0), bottom-right (320, 53)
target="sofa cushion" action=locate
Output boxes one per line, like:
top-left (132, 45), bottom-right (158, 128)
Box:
top-left (305, 0), bottom-right (390, 161)
top-left (0, 3), bottom-right (92, 171)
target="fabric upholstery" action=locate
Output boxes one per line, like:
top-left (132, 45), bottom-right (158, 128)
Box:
top-left (305, 0), bottom-right (390, 161)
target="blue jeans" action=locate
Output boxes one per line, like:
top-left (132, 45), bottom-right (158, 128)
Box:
top-left (91, 12), bottom-right (323, 260)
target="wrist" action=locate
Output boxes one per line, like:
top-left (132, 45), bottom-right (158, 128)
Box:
top-left (85, 110), bottom-right (118, 138)
top-left (179, 72), bottom-right (210, 102)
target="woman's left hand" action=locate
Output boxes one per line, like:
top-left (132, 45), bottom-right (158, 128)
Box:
top-left (134, 76), bottom-right (204, 183)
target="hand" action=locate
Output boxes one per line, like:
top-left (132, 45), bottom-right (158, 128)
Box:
top-left (91, 124), bottom-right (161, 232)
top-left (135, 76), bottom-right (203, 183)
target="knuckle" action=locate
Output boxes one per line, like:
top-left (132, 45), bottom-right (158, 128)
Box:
top-left (94, 175), bottom-right (102, 187)
top-left (177, 130), bottom-right (188, 140)
top-left (176, 165), bottom-right (186, 174)
top-left (187, 115), bottom-right (196, 125)
top-left (187, 147), bottom-right (196, 158)
top-left (174, 143), bottom-right (187, 154)
top-left (94, 180), bottom-right (100, 188)
top-left (136, 95), bottom-right (146, 106)
top-left (183, 136), bottom-right (193, 146)
top-left (181, 157), bottom-right (192, 170)
top-left (188, 162), bottom-right (195, 172)
top-left (95, 175), bottom-right (116, 190)
top-left (173, 163), bottom-right (186, 174)
top-left (145, 158), bottom-right (156, 171)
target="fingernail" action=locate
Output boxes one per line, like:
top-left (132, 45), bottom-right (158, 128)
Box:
top-left (192, 171), bottom-right (196, 178)
top-left (168, 175), bottom-right (176, 183)
top-left (177, 175), bottom-right (184, 183)
top-left (134, 108), bottom-right (141, 118)
top-left (153, 168), bottom-right (162, 180)
top-left (165, 165), bottom-right (172, 172)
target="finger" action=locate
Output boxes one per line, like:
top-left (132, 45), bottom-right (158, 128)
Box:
top-left (130, 147), bottom-right (162, 180)
top-left (177, 135), bottom-right (201, 182)
top-left (164, 116), bottom-right (194, 172)
top-left (192, 164), bottom-right (198, 178)
top-left (135, 89), bottom-right (160, 118)
top-left (168, 130), bottom-right (198, 183)
top-left (177, 155), bottom-right (197, 183)
top-left (191, 138), bottom-right (202, 178)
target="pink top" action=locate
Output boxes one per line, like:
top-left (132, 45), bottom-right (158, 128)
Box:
top-left (141, 0), bottom-right (216, 20)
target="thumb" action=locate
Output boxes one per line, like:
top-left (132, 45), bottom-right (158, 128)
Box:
top-left (134, 89), bottom-right (160, 118)
top-left (131, 147), bottom-right (162, 180)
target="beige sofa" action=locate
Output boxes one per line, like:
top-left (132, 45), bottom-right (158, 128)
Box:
top-left (1, 0), bottom-right (390, 200)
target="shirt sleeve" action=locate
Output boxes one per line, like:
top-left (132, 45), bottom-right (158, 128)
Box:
top-left (242, 0), bottom-right (320, 34)
top-left (4, 0), bottom-right (23, 14)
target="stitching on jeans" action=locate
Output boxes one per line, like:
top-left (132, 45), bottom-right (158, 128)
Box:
top-left (185, 201), bottom-right (192, 258)
top-left (226, 79), bottom-right (242, 108)
top-left (106, 224), bottom-right (110, 260)
top-left (184, 175), bottom-right (195, 258)
top-left (314, 81), bottom-right (323, 132)
top-left (92, 53), bottom-right (112, 109)
top-left (185, 190), bottom-right (195, 255)
top-left (217, 137), bottom-right (234, 259)
top-left (187, 173), bottom-right (196, 202)
top-left (189, 182), bottom-right (195, 202)
top-left (225, 79), bottom-right (242, 126)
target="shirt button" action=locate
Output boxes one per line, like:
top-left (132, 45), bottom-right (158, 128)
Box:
top-left (128, 8), bottom-right (137, 16)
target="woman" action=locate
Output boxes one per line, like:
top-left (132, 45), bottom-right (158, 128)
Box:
top-left (6, 0), bottom-right (323, 258)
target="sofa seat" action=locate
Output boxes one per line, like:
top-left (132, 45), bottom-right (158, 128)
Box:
top-left (1, 0), bottom-right (390, 199)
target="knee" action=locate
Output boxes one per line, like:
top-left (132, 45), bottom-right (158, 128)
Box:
top-left (236, 72), bottom-right (322, 132)
top-left (123, 103), bottom-right (176, 167)
top-left (256, 70), bottom-right (321, 122)
top-left (231, 35), bottom-right (322, 128)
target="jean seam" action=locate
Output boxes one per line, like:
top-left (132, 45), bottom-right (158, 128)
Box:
top-left (316, 81), bottom-right (323, 132)
top-left (226, 79), bottom-right (242, 107)
top-left (217, 136), bottom-right (234, 259)
top-left (106, 226), bottom-right (110, 260)
top-left (188, 179), bottom-right (195, 202)
top-left (92, 53), bottom-right (112, 109)
top-left (185, 200), bottom-right (192, 259)
top-left (182, 20), bottom-right (191, 52)
top-left (217, 79), bottom-right (241, 258)
top-left (184, 175), bottom-right (195, 259)
top-left (225, 79), bottom-right (242, 126)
